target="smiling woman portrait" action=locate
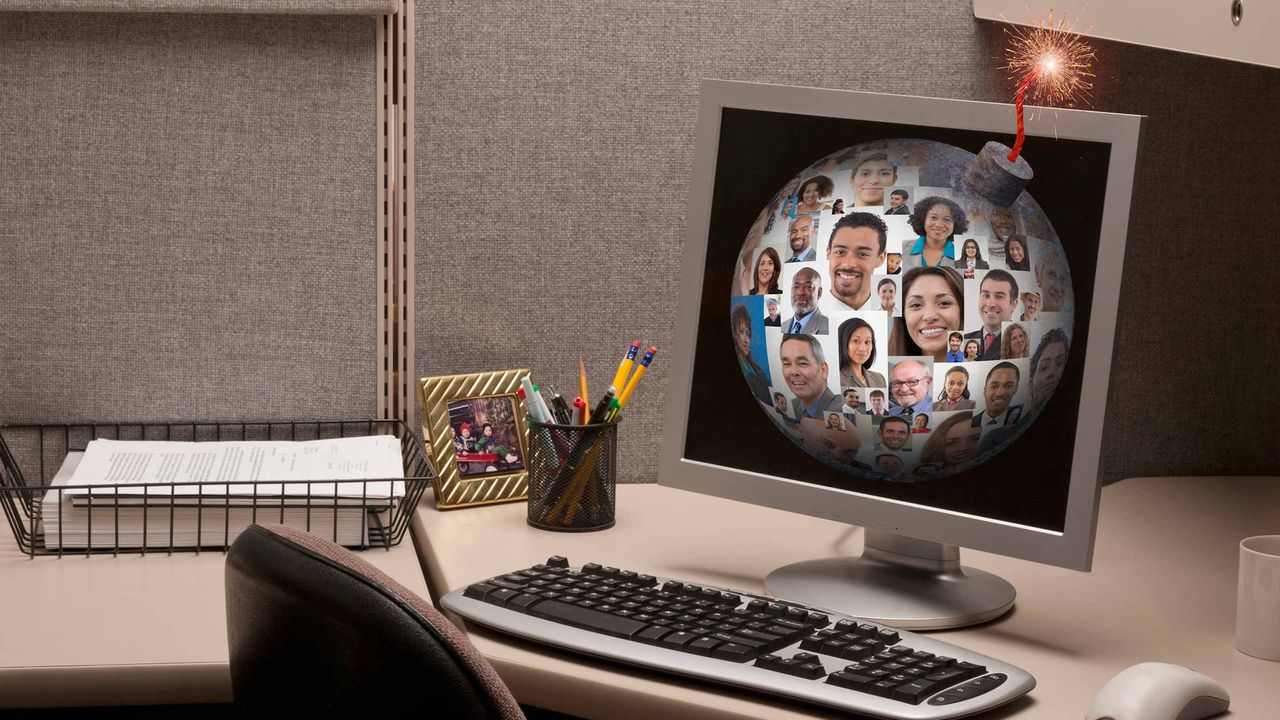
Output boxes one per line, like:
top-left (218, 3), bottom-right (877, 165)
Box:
top-left (905, 196), bottom-right (969, 270)
top-left (837, 317), bottom-right (887, 389)
top-left (889, 266), bottom-right (965, 362)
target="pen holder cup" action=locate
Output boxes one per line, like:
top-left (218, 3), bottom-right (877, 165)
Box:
top-left (526, 420), bottom-right (618, 532)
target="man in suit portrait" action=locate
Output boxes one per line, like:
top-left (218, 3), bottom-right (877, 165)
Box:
top-left (964, 269), bottom-right (1019, 361)
top-left (781, 334), bottom-right (843, 420)
top-left (785, 214), bottom-right (817, 262)
top-left (885, 188), bottom-right (911, 216)
top-left (972, 361), bottom-right (1023, 429)
top-left (782, 267), bottom-right (828, 334)
top-left (841, 388), bottom-right (862, 414)
top-left (867, 389), bottom-right (888, 424)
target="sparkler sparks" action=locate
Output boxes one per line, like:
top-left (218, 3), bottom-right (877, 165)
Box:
top-left (1002, 11), bottom-right (1097, 161)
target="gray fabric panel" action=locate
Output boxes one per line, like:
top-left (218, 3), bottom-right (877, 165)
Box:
top-left (0, 1), bottom-right (396, 15)
top-left (415, 3), bottom-right (1280, 484)
top-left (0, 13), bottom-right (378, 423)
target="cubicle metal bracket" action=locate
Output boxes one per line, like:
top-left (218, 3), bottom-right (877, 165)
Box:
top-left (377, 0), bottom-right (415, 427)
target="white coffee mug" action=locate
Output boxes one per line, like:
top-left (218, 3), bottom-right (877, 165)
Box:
top-left (1236, 535), bottom-right (1280, 661)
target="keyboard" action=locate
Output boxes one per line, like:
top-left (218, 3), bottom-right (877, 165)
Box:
top-left (440, 557), bottom-right (1034, 719)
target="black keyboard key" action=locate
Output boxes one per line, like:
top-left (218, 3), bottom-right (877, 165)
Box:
top-left (806, 612), bottom-right (830, 627)
top-left (636, 574), bottom-right (656, 586)
top-left (747, 599), bottom-right (768, 611)
top-left (765, 625), bottom-right (804, 639)
top-left (867, 679), bottom-right (898, 697)
top-left (892, 679), bottom-right (938, 705)
top-left (719, 592), bottom-right (741, 605)
top-left (711, 642), bottom-right (760, 662)
top-left (618, 570), bottom-right (636, 580)
top-left (819, 639), bottom-right (850, 655)
top-left (766, 603), bottom-right (787, 617)
top-left (799, 634), bottom-right (825, 652)
top-left (925, 668), bottom-right (971, 688)
top-left (489, 578), bottom-right (527, 591)
top-left (902, 667), bottom-right (929, 678)
top-left (876, 629), bottom-right (900, 644)
top-left (838, 643), bottom-right (877, 661)
top-left (707, 632), bottom-right (765, 649)
top-left (785, 607), bottom-right (808, 622)
top-left (834, 619), bottom-right (859, 632)
top-left (827, 671), bottom-right (875, 691)
top-left (953, 661), bottom-right (987, 678)
top-left (546, 555), bottom-right (569, 568)
top-left (753, 653), bottom-right (782, 669)
top-left (915, 660), bottom-right (948, 673)
top-left (686, 636), bottom-right (723, 656)
top-left (795, 662), bottom-right (826, 680)
top-left (486, 588), bottom-right (519, 606)
top-left (463, 582), bottom-right (498, 600)
top-left (792, 652), bottom-right (819, 664)
top-left (634, 626), bottom-right (673, 644)
top-left (855, 623), bottom-right (880, 638)
top-left (507, 593), bottom-right (543, 613)
top-left (908, 651), bottom-right (935, 663)
top-left (600, 566), bottom-right (619, 576)
top-left (775, 658), bottom-right (802, 674)
top-left (659, 631), bottom-right (700, 650)
top-left (528, 600), bottom-right (647, 638)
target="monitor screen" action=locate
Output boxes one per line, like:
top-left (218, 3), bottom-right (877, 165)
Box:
top-left (664, 84), bottom-right (1141, 565)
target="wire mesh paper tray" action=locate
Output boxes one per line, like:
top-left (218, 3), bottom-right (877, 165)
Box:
top-left (0, 419), bottom-right (433, 557)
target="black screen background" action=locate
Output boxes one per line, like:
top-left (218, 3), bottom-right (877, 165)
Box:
top-left (683, 108), bottom-right (1111, 533)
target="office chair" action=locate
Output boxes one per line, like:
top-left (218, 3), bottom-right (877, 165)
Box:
top-left (225, 523), bottom-right (525, 718)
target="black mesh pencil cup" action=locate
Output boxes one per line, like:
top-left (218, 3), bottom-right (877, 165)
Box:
top-left (526, 420), bottom-right (617, 532)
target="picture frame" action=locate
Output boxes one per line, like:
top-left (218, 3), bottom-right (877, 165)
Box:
top-left (417, 368), bottom-right (531, 509)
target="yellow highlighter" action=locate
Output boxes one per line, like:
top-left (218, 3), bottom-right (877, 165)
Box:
top-left (610, 341), bottom-right (641, 392)
top-left (610, 346), bottom-right (657, 420)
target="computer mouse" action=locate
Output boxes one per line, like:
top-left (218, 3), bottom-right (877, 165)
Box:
top-left (1085, 662), bottom-right (1230, 720)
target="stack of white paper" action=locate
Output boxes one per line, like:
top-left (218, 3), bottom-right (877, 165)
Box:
top-left (39, 436), bottom-right (406, 550)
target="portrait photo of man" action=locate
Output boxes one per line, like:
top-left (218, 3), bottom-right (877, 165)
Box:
top-left (972, 361), bottom-right (1023, 428)
top-left (887, 359), bottom-right (932, 418)
top-left (780, 334), bottom-right (843, 419)
top-left (885, 188), bottom-right (911, 216)
top-left (965, 269), bottom-right (1019, 361)
top-left (827, 212), bottom-right (888, 312)
top-left (782, 267), bottom-right (828, 334)
top-left (785, 214), bottom-right (817, 263)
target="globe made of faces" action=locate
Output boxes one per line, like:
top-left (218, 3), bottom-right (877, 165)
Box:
top-left (732, 138), bottom-right (1075, 482)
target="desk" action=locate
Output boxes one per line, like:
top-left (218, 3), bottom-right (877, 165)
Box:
top-left (413, 477), bottom-right (1280, 719)
top-left (0, 539), bottom-right (430, 708)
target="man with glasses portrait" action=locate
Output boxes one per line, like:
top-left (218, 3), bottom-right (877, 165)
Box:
top-left (887, 359), bottom-right (933, 418)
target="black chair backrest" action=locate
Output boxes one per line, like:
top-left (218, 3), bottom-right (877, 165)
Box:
top-left (226, 523), bottom-right (525, 719)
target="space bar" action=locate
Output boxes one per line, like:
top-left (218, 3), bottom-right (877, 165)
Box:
top-left (527, 600), bottom-right (648, 638)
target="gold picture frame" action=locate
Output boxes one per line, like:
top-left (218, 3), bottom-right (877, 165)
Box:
top-left (417, 369), bottom-right (531, 509)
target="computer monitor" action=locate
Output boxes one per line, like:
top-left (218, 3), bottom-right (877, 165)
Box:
top-left (661, 80), bottom-right (1143, 629)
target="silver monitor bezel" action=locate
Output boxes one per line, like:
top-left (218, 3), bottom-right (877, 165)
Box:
top-left (660, 79), bottom-right (1144, 571)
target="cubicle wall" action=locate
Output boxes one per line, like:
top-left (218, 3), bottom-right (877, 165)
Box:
top-left (414, 2), bottom-right (1280, 484)
top-left (1, 7), bottom-right (395, 426)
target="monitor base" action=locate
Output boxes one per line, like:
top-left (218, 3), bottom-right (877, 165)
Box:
top-left (763, 530), bottom-right (1015, 631)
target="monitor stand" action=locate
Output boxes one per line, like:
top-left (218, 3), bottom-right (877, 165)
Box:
top-left (763, 529), bottom-right (1015, 630)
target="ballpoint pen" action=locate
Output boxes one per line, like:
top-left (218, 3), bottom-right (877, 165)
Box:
top-left (587, 387), bottom-right (616, 425)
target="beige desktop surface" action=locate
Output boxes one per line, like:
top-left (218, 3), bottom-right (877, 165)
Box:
top-left (414, 477), bottom-right (1280, 719)
top-left (0, 532), bottom-right (430, 707)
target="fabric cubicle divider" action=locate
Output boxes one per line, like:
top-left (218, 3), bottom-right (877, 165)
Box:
top-left (0, 1), bottom-right (395, 14)
top-left (0, 9), bottom-right (386, 426)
